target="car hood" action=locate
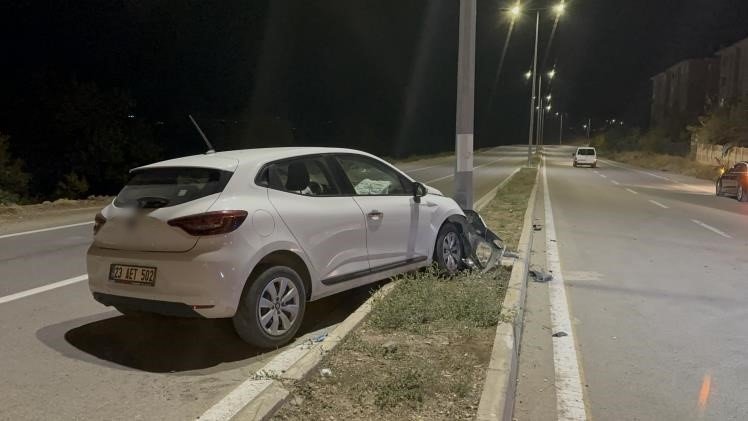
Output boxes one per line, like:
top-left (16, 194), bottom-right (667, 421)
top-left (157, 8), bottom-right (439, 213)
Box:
top-left (425, 185), bottom-right (443, 196)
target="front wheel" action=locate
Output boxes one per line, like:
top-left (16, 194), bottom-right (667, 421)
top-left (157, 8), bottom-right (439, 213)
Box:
top-left (435, 223), bottom-right (464, 275)
top-left (738, 184), bottom-right (748, 202)
top-left (233, 266), bottom-right (306, 348)
top-left (716, 180), bottom-right (724, 197)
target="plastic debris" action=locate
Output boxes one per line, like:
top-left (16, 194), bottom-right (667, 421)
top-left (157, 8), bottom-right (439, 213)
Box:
top-left (552, 331), bottom-right (568, 338)
top-left (312, 332), bottom-right (328, 343)
top-left (529, 269), bottom-right (553, 283)
top-left (533, 224), bottom-right (543, 231)
top-left (382, 341), bottom-right (398, 354)
top-left (320, 368), bottom-right (333, 377)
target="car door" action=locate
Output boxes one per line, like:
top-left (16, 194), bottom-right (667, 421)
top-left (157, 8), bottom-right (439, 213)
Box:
top-left (333, 154), bottom-right (429, 271)
top-left (265, 156), bottom-right (369, 281)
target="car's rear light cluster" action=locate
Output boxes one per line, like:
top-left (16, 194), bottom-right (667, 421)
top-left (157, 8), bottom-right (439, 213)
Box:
top-left (168, 210), bottom-right (248, 236)
top-left (93, 213), bottom-right (107, 235)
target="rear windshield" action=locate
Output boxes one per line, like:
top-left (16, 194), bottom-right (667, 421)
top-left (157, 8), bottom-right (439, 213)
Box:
top-left (114, 167), bottom-right (233, 208)
top-left (577, 148), bottom-right (596, 156)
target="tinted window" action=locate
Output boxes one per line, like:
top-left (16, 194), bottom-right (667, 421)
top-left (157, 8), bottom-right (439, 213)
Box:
top-left (577, 148), bottom-right (596, 156)
top-left (114, 167), bottom-right (232, 208)
top-left (269, 157), bottom-right (339, 196)
top-left (336, 155), bottom-right (408, 195)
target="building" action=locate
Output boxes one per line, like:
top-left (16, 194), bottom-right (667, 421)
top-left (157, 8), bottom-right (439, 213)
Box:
top-left (650, 58), bottom-right (718, 128)
top-left (716, 37), bottom-right (748, 106)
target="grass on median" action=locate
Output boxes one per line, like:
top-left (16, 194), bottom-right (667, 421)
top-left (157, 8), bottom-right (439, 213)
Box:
top-left (273, 167), bottom-right (538, 420)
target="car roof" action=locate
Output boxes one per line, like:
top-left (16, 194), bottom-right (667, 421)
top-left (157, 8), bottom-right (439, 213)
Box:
top-left (576, 146), bottom-right (595, 149)
top-left (134, 147), bottom-right (378, 171)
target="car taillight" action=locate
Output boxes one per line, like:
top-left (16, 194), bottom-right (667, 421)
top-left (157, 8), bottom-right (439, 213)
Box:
top-left (168, 210), bottom-right (248, 236)
top-left (93, 212), bottom-right (106, 235)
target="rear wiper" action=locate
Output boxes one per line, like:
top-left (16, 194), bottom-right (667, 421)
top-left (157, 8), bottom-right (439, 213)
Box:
top-left (136, 196), bottom-right (171, 209)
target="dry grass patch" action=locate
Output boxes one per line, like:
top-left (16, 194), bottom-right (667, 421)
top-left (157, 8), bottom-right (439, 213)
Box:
top-left (608, 151), bottom-right (721, 181)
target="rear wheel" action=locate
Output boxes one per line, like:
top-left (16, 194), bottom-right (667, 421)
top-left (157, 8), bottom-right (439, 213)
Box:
top-left (738, 184), bottom-right (748, 202)
top-left (591, 163), bottom-right (597, 168)
top-left (233, 266), bottom-right (306, 348)
top-left (435, 223), bottom-right (463, 275)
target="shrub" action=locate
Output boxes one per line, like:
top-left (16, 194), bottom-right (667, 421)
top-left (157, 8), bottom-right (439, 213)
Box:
top-left (0, 133), bottom-right (31, 204)
top-left (54, 172), bottom-right (90, 199)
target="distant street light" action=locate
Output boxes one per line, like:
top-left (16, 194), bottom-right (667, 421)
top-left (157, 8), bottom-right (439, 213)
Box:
top-left (546, 94), bottom-right (552, 101)
top-left (525, 70), bottom-right (533, 79)
top-left (548, 69), bottom-right (556, 79)
top-left (546, 104), bottom-right (552, 111)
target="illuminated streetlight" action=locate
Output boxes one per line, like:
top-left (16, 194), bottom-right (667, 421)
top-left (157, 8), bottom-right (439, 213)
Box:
top-left (548, 69), bottom-right (556, 79)
top-left (554, 1), bottom-right (566, 16)
top-left (546, 104), bottom-right (552, 111)
top-left (509, 3), bottom-right (522, 19)
top-left (546, 94), bottom-right (552, 101)
top-left (525, 70), bottom-right (533, 79)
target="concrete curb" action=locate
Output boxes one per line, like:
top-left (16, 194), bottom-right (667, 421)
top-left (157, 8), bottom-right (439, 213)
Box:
top-left (476, 167), bottom-right (540, 421)
top-left (233, 282), bottom-right (396, 420)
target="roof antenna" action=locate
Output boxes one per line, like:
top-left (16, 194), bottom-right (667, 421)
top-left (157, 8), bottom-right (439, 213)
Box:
top-left (188, 114), bottom-right (215, 154)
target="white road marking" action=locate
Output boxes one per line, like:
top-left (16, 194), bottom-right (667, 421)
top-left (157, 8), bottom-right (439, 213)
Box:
top-left (0, 275), bottom-right (88, 304)
top-left (625, 188), bottom-right (638, 195)
top-left (599, 174), bottom-right (607, 179)
top-left (425, 157), bottom-right (508, 184)
top-left (600, 159), bottom-right (712, 194)
top-left (611, 180), bottom-right (620, 186)
top-left (0, 221), bottom-right (93, 240)
top-left (648, 200), bottom-right (669, 209)
top-left (403, 163), bottom-right (442, 173)
top-left (691, 219), bottom-right (732, 239)
top-left (542, 158), bottom-right (588, 420)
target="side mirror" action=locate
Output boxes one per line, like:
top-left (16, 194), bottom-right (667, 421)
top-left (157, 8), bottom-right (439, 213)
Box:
top-left (413, 182), bottom-right (427, 203)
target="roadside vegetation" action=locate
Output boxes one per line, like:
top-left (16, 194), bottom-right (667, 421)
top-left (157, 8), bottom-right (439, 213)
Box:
top-left (586, 105), bottom-right (748, 181)
top-left (273, 167), bottom-right (538, 420)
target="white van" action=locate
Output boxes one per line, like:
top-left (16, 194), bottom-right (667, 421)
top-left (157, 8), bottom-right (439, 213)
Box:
top-left (573, 147), bottom-right (597, 168)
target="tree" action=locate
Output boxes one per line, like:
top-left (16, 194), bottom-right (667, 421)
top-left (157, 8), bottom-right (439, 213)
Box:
top-left (0, 133), bottom-right (31, 204)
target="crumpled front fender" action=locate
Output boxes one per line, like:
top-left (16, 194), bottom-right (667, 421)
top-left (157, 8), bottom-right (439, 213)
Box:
top-left (449, 209), bottom-right (505, 272)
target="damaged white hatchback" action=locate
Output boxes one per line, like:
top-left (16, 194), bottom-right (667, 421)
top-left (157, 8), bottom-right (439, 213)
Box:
top-left (87, 147), bottom-right (501, 348)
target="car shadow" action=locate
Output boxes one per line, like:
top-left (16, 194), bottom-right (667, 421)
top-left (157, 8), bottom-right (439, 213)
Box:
top-left (36, 283), bottom-right (381, 374)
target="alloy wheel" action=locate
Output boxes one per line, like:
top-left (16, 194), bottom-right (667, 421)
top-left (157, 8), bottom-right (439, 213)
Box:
top-left (441, 231), bottom-right (462, 272)
top-left (257, 277), bottom-right (300, 336)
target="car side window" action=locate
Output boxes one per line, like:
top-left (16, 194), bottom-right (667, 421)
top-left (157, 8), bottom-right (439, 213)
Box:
top-left (730, 164), bottom-right (742, 174)
top-left (335, 155), bottom-right (409, 196)
top-left (268, 157), bottom-right (340, 196)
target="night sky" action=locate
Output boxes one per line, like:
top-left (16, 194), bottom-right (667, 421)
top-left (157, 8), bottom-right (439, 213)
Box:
top-left (2, 0), bottom-right (748, 159)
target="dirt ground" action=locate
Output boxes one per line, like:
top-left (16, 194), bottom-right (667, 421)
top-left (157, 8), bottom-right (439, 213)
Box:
top-left (0, 197), bottom-right (112, 229)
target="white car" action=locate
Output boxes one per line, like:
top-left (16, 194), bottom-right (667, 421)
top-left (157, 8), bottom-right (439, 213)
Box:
top-left (572, 147), bottom-right (597, 168)
top-left (87, 147), bottom-right (469, 348)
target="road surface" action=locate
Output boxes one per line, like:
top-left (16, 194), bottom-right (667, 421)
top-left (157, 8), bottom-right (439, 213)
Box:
top-left (516, 146), bottom-right (745, 421)
top-left (0, 145), bottom-right (529, 420)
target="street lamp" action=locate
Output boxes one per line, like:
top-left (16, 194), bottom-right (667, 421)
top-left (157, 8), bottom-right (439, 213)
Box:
top-left (525, 70), bottom-right (532, 79)
top-left (546, 94), bottom-right (552, 101)
top-left (548, 69), bottom-right (556, 79)
top-left (554, 1), bottom-right (566, 16)
top-left (509, 3), bottom-right (522, 19)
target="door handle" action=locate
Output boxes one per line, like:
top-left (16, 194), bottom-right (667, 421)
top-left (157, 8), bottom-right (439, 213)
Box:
top-left (367, 210), bottom-right (383, 220)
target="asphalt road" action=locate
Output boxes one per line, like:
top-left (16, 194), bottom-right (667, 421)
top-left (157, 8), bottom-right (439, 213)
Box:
top-left (518, 146), bottom-right (746, 420)
top-left (0, 145), bottom-right (528, 420)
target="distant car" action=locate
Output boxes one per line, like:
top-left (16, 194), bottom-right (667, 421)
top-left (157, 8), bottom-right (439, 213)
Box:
top-left (716, 161), bottom-right (748, 201)
top-left (572, 147), bottom-right (597, 168)
top-left (87, 147), bottom-right (471, 348)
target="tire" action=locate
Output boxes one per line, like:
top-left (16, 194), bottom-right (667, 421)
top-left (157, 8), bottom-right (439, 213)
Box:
top-left (233, 266), bottom-right (306, 348)
top-left (435, 223), bottom-right (464, 275)
top-left (573, 161), bottom-right (578, 168)
top-left (716, 181), bottom-right (723, 197)
top-left (739, 184), bottom-right (748, 202)
top-left (591, 163), bottom-right (597, 168)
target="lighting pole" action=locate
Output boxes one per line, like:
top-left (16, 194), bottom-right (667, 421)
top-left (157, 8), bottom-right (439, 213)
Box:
top-left (558, 112), bottom-right (564, 145)
top-left (454, 0), bottom-right (476, 209)
top-left (527, 10), bottom-right (539, 167)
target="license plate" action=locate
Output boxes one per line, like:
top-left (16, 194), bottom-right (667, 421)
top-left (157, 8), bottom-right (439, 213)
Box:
top-left (109, 264), bottom-right (157, 286)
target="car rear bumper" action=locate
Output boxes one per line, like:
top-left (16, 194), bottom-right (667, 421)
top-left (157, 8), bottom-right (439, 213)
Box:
top-left (86, 241), bottom-right (252, 318)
